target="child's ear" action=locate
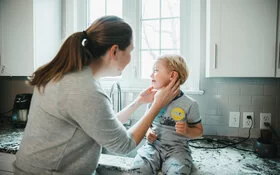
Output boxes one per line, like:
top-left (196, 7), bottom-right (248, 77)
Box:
top-left (170, 71), bottom-right (179, 80)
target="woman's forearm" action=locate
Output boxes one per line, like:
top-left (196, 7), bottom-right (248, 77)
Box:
top-left (128, 102), bottom-right (161, 145)
top-left (117, 86), bottom-right (156, 124)
top-left (116, 100), bottom-right (141, 124)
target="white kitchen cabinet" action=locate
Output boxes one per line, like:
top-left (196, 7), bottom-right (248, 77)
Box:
top-left (277, 2), bottom-right (280, 77)
top-left (206, 0), bottom-right (277, 77)
top-left (0, 1), bottom-right (2, 75)
top-left (0, 0), bottom-right (61, 76)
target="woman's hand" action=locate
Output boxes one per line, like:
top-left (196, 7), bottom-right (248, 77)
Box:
top-left (136, 86), bottom-right (156, 105)
top-left (153, 75), bottom-right (180, 108)
top-left (116, 87), bottom-right (156, 124)
top-left (145, 128), bottom-right (157, 143)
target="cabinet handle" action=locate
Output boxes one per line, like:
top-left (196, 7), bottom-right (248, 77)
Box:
top-left (0, 54), bottom-right (2, 74)
top-left (214, 44), bottom-right (217, 69)
top-left (278, 43), bottom-right (280, 69)
top-left (1, 65), bottom-right (5, 74)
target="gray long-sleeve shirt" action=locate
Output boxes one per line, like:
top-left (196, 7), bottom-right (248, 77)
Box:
top-left (14, 67), bottom-right (136, 175)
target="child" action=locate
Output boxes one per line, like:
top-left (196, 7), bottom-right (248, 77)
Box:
top-left (130, 54), bottom-right (203, 175)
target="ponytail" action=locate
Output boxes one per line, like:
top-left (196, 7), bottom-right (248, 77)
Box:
top-left (28, 32), bottom-right (87, 90)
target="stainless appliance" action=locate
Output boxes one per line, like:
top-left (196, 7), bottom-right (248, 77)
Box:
top-left (12, 93), bottom-right (32, 128)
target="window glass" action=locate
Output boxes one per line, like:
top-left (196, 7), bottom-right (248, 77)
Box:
top-left (106, 0), bottom-right (122, 17)
top-left (141, 0), bottom-right (160, 19)
top-left (141, 20), bottom-right (160, 50)
top-left (89, 0), bottom-right (105, 21)
top-left (140, 51), bottom-right (160, 79)
top-left (140, 0), bottom-right (180, 79)
top-left (161, 18), bottom-right (180, 49)
top-left (161, 0), bottom-right (180, 18)
top-left (89, 0), bottom-right (122, 23)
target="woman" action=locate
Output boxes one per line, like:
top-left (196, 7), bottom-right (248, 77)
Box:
top-left (13, 16), bottom-right (180, 175)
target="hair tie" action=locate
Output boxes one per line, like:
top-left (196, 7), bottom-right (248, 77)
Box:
top-left (82, 31), bottom-right (88, 38)
top-left (81, 31), bottom-right (88, 47)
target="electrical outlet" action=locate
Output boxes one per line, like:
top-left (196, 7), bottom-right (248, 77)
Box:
top-left (229, 112), bottom-right (240, 127)
top-left (260, 113), bottom-right (271, 129)
top-left (243, 112), bottom-right (254, 128)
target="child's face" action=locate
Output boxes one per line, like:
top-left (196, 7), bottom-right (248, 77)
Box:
top-left (150, 60), bottom-right (173, 89)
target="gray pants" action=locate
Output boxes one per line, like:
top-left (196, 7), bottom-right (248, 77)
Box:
top-left (130, 141), bottom-right (193, 175)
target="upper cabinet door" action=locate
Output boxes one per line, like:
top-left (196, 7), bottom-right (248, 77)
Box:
top-left (206, 0), bottom-right (277, 77)
top-left (0, 0), bottom-right (61, 76)
top-left (277, 2), bottom-right (280, 78)
top-left (0, 0), bottom-right (34, 76)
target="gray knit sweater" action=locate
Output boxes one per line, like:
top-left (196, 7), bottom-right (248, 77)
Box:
top-left (14, 67), bottom-right (136, 175)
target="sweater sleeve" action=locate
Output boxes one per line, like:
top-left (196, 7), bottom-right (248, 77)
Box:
top-left (64, 88), bottom-right (136, 154)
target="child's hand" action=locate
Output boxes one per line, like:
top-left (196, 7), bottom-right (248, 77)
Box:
top-left (146, 128), bottom-right (157, 143)
top-left (175, 121), bottom-right (188, 136)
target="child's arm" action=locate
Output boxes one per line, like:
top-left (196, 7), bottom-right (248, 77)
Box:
top-left (175, 122), bottom-right (203, 139)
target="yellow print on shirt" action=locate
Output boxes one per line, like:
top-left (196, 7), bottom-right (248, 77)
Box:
top-left (171, 107), bottom-right (185, 121)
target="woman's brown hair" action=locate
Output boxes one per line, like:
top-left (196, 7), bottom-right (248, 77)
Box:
top-left (28, 16), bottom-right (132, 90)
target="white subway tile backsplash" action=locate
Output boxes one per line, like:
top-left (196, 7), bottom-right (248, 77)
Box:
top-left (229, 96), bottom-right (251, 105)
top-left (239, 105), bottom-right (262, 112)
top-left (238, 128), bottom-right (259, 138)
top-left (264, 85), bottom-right (278, 96)
top-left (218, 95), bottom-right (229, 106)
top-left (252, 96), bottom-right (276, 105)
top-left (204, 115), bottom-right (226, 126)
top-left (240, 85), bottom-right (263, 96)
top-left (262, 105), bottom-right (276, 113)
top-left (198, 96), bottom-right (218, 115)
top-left (218, 84), bottom-right (240, 95)
top-left (203, 125), bottom-right (218, 135)
top-left (217, 104), bottom-right (239, 116)
top-left (201, 79), bottom-right (220, 95)
top-left (218, 127), bottom-right (239, 137)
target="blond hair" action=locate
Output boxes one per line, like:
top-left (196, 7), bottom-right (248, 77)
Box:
top-left (156, 54), bottom-right (189, 85)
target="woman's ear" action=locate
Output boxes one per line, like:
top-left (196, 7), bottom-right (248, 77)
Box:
top-left (109, 44), bottom-right (119, 58)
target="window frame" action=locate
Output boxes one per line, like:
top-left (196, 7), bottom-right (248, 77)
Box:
top-left (72, 0), bottom-right (203, 94)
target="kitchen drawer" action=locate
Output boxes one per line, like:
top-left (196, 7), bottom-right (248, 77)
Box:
top-left (0, 152), bottom-right (15, 174)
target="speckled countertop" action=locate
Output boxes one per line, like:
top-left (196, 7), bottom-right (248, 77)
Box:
top-left (1, 116), bottom-right (280, 175)
top-left (0, 116), bottom-right (24, 154)
top-left (0, 127), bottom-right (24, 154)
top-left (96, 137), bottom-right (280, 175)
top-left (189, 137), bottom-right (280, 175)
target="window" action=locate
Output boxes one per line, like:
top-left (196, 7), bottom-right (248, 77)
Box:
top-left (140, 0), bottom-right (180, 79)
top-left (88, 0), bottom-right (123, 23)
top-left (86, 0), bottom-right (202, 93)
